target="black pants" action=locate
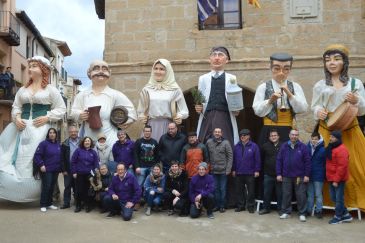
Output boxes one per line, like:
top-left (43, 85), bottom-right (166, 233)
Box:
top-left (163, 192), bottom-right (189, 214)
top-left (75, 174), bottom-right (92, 207)
top-left (190, 193), bottom-right (215, 218)
top-left (235, 175), bottom-right (255, 210)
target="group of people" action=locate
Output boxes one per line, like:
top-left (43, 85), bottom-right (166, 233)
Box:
top-left (0, 44), bottom-right (364, 225)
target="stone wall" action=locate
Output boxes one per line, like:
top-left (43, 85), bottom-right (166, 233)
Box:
top-left (104, 0), bottom-right (365, 140)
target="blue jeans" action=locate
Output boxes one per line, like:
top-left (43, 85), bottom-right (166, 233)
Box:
top-left (40, 172), bottom-right (59, 207)
top-left (329, 181), bottom-right (348, 218)
top-left (107, 161), bottom-right (118, 174)
top-left (63, 173), bottom-right (75, 206)
top-left (306, 181), bottom-right (323, 213)
top-left (263, 174), bottom-right (282, 211)
top-left (103, 195), bottom-right (134, 221)
top-left (213, 174), bottom-right (227, 208)
top-left (145, 189), bottom-right (163, 207)
top-left (136, 167), bottom-right (150, 186)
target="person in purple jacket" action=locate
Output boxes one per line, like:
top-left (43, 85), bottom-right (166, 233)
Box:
top-left (189, 162), bottom-right (215, 219)
top-left (232, 129), bottom-right (261, 213)
top-left (112, 130), bottom-right (135, 174)
top-left (71, 136), bottom-right (100, 213)
top-left (276, 129), bottom-right (311, 222)
top-left (103, 163), bottom-right (141, 221)
top-left (34, 128), bottom-right (62, 212)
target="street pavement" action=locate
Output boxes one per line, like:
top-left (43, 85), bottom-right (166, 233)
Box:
top-left (0, 198), bottom-right (363, 243)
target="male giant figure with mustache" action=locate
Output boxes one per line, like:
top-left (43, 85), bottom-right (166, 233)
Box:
top-left (71, 60), bottom-right (137, 147)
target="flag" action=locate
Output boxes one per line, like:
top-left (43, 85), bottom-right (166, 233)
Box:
top-left (197, 0), bottom-right (219, 22)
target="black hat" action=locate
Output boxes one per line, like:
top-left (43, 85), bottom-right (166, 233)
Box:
top-left (330, 130), bottom-right (342, 140)
top-left (211, 46), bottom-right (231, 60)
top-left (270, 53), bottom-right (293, 62)
top-left (239, 129), bottom-right (250, 136)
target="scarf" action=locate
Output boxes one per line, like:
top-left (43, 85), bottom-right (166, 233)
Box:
top-left (325, 140), bottom-right (342, 160)
top-left (96, 142), bottom-right (107, 151)
top-left (168, 167), bottom-right (182, 179)
top-left (149, 171), bottom-right (164, 186)
top-left (145, 59), bottom-right (180, 91)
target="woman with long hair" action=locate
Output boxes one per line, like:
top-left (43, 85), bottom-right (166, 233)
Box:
top-left (34, 128), bottom-right (62, 212)
top-left (0, 56), bottom-right (66, 202)
top-left (311, 44), bottom-right (365, 212)
top-left (71, 136), bottom-right (100, 213)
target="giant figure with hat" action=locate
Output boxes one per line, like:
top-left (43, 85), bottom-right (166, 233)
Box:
top-left (71, 60), bottom-right (137, 148)
top-left (0, 56), bottom-right (66, 202)
top-left (253, 53), bottom-right (308, 145)
top-left (311, 44), bottom-right (365, 211)
top-left (195, 46), bottom-right (241, 148)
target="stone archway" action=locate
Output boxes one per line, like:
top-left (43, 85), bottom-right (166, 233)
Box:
top-left (181, 86), bottom-right (263, 142)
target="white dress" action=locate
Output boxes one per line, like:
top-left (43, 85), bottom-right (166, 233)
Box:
top-left (0, 86), bottom-right (66, 202)
top-left (137, 86), bottom-right (189, 141)
top-left (71, 86), bottom-right (137, 148)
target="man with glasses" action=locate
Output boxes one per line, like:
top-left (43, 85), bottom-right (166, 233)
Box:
top-left (253, 53), bottom-right (308, 145)
top-left (195, 46), bottom-right (240, 148)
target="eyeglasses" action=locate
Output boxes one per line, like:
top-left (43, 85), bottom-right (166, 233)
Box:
top-left (210, 51), bottom-right (227, 58)
top-left (271, 65), bottom-right (291, 74)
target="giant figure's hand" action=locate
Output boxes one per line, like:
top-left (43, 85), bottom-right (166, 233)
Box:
top-left (139, 116), bottom-right (148, 124)
top-left (79, 111), bottom-right (89, 121)
top-left (15, 116), bottom-right (26, 130)
top-left (173, 116), bottom-right (182, 125)
top-left (345, 92), bottom-right (359, 105)
top-left (195, 104), bottom-right (203, 114)
top-left (118, 123), bottom-right (130, 130)
top-left (316, 108), bottom-right (328, 121)
top-left (33, 115), bottom-right (49, 127)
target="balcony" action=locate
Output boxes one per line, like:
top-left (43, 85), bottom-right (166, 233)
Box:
top-left (0, 11), bottom-right (20, 46)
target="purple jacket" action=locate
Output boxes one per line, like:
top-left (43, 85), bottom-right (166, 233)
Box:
top-left (108, 172), bottom-right (141, 204)
top-left (112, 139), bottom-right (135, 168)
top-left (233, 141), bottom-right (261, 175)
top-left (276, 141), bottom-right (311, 178)
top-left (71, 148), bottom-right (99, 174)
top-left (34, 139), bottom-right (62, 172)
top-left (189, 174), bottom-right (215, 203)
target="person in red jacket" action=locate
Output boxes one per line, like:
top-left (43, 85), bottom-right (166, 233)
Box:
top-left (325, 131), bottom-right (352, 224)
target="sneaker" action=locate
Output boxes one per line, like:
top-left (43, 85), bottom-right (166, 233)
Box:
top-left (219, 207), bottom-right (226, 213)
top-left (328, 216), bottom-right (342, 224)
top-left (47, 205), bottom-right (58, 210)
top-left (207, 213), bottom-right (215, 219)
top-left (145, 207), bottom-right (151, 216)
top-left (279, 213), bottom-right (290, 219)
top-left (314, 211), bottom-right (323, 219)
top-left (341, 213), bottom-right (353, 223)
top-left (40, 207), bottom-right (47, 212)
top-left (167, 210), bottom-right (174, 216)
top-left (106, 212), bottom-right (116, 218)
top-left (299, 215), bottom-right (306, 222)
top-left (259, 209), bottom-right (271, 215)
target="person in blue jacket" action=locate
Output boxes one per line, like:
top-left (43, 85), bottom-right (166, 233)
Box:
top-left (34, 128), bottom-right (62, 212)
top-left (306, 131), bottom-right (326, 218)
top-left (144, 163), bottom-right (166, 216)
top-left (71, 136), bottom-right (100, 213)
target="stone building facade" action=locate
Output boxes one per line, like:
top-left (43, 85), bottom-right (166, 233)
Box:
top-left (97, 0), bottom-right (365, 140)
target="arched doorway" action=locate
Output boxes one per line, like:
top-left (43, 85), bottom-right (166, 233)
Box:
top-left (181, 86), bottom-right (263, 143)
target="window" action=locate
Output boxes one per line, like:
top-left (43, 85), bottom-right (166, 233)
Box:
top-left (198, 0), bottom-right (242, 30)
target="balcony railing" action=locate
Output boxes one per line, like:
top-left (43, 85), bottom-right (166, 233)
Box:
top-left (0, 11), bottom-right (20, 46)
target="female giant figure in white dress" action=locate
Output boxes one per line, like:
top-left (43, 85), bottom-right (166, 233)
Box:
top-left (0, 56), bottom-right (66, 202)
top-left (137, 59), bottom-right (189, 141)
